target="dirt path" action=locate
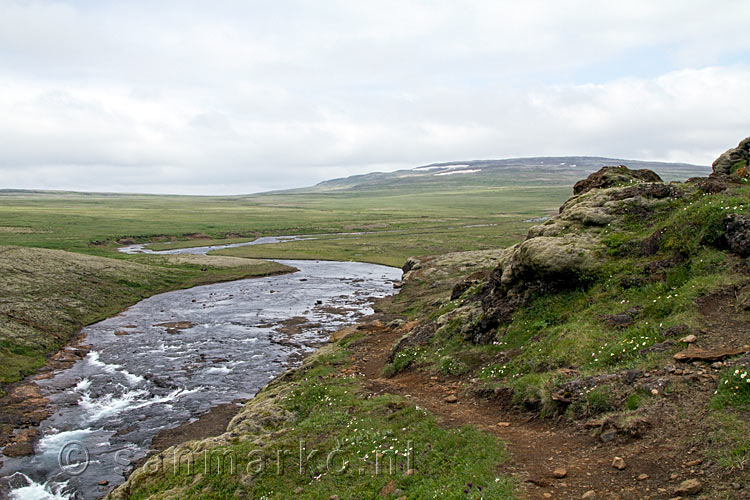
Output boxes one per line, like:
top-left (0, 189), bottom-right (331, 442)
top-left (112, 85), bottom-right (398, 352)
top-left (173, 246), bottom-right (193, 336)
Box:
top-left (342, 323), bottom-right (720, 500)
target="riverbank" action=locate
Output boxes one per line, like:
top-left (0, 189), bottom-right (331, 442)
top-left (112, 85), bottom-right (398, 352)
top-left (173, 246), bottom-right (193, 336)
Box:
top-left (0, 248), bottom-right (296, 459)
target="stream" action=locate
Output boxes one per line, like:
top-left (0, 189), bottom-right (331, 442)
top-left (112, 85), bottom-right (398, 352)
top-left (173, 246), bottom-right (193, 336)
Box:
top-left (0, 239), bottom-right (401, 499)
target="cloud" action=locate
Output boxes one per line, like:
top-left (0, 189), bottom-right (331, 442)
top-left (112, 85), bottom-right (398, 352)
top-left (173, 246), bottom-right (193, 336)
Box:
top-left (0, 0), bottom-right (749, 194)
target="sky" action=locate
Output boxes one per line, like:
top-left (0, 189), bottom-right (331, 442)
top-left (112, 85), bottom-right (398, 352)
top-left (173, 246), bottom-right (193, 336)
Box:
top-left (1, 1), bottom-right (749, 194)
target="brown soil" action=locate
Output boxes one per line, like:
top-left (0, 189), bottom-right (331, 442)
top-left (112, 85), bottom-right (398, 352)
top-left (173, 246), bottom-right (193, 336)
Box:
top-left (336, 293), bottom-right (750, 500)
top-left (150, 401), bottom-right (245, 452)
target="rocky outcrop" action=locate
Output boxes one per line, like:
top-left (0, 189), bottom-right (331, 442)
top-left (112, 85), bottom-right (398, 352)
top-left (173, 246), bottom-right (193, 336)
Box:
top-left (456, 165), bottom-right (674, 343)
top-left (572, 166), bottom-right (662, 196)
top-left (400, 149), bottom-right (747, 350)
top-left (712, 137), bottom-right (750, 175)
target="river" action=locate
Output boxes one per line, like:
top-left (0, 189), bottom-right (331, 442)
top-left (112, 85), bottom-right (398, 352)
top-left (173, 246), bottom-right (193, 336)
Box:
top-left (0, 239), bottom-right (401, 499)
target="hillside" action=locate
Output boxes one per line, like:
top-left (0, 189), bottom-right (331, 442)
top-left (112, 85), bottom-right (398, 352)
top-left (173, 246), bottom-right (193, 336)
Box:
top-left (294, 156), bottom-right (709, 194)
top-left (109, 139), bottom-right (750, 499)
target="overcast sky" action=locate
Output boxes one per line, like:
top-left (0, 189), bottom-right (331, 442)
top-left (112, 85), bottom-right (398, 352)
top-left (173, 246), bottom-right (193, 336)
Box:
top-left (1, 1), bottom-right (749, 194)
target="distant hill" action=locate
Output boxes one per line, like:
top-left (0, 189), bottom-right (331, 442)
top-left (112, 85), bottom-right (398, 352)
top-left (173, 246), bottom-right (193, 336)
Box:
top-left (291, 156), bottom-right (710, 194)
top-left (1, 157), bottom-right (710, 198)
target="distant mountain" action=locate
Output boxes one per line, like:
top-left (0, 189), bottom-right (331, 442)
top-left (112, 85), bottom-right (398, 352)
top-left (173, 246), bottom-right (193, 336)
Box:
top-left (295, 156), bottom-right (710, 193)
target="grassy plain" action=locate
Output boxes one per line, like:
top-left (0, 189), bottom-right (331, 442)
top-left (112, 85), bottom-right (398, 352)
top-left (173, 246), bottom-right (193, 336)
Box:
top-left (0, 185), bottom-right (571, 260)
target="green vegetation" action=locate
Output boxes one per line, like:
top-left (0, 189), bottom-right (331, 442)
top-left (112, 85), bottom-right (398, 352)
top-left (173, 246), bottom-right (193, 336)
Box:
top-left (114, 344), bottom-right (515, 500)
top-left (0, 185), bottom-right (570, 261)
top-left (385, 176), bottom-right (750, 420)
top-left (712, 366), bottom-right (750, 410)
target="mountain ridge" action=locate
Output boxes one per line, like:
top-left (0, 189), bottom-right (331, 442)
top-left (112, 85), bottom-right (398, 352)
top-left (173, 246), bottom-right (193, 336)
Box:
top-left (302, 155), bottom-right (710, 193)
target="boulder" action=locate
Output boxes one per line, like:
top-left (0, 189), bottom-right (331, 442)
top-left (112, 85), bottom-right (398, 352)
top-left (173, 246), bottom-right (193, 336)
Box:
top-left (573, 166), bottom-right (662, 196)
top-left (501, 235), bottom-right (599, 286)
top-left (725, 214), bottom-right (750, 258)
top-left (712, 137), bottom-right (750, 175)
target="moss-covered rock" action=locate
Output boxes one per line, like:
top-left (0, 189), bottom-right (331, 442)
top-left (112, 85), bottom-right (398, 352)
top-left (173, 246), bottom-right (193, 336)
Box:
top-left (572, 165), bottom-right (663, 196)
top-left (711, 136), bottom-right (750, 175)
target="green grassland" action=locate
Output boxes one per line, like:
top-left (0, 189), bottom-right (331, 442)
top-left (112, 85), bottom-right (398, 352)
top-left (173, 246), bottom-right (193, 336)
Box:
top-left (0, 185), bottom-right (571, 258)
top-left (213, 224), bottom-right (529, 267)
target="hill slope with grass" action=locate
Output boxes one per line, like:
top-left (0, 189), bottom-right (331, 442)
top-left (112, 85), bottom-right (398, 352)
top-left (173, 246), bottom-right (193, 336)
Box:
top-left (110, 139), bottom-right (750, 499)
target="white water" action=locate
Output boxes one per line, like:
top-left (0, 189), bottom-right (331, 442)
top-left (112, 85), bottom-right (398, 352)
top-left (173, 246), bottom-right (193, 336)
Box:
top-left (7, 473), bottom-right (70, 500)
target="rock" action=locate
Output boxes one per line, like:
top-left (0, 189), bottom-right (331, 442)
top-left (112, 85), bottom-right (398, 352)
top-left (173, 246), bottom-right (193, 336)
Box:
top-left (504, 235), bottom-right (599, 284)
top-left (153, 321), bottom-right (194, 334)
top-left (393, 489), bottom-right (404, 497)
top-left (1, 441), bottom-right (34, 457)
top-left (543, 493), bottom-right (552, 499)
top-left (293, 487), bottom-right (303, 494)
top-left (622, 369), bottom-right (643, 384)
top-left (553, 467), bottom-right (567, 478)
top-left (329, 496), bottom-right (339, 500)
top-left (674, 346), bottom-right (750, 362)
top-left (640, 228), bottom-right (666, 256)
top-left (444, 394), bottom-right (458, 404)
top-left (582, 491), bottom-right (597, 500)
top-left (602, 313), bottom-right (634, 329)
top-left (725, 214), bottom-right (750, 258)
top-left (450, 271), bottom-right (486, 300)
top-left (98, 480), bottom-right (109, 486)
top-left (388, 319), bottom-right (405, 329)
top-left (611, 456), bottom-right (626, 470)
top-left (638, 473), bottom-right (649, 481)
top-left (663, 324), bottom-right (692, 338)
top-left (711, 136), bottom-right (750, 175)
top-left (573, 166), bottom-right (662, 196)
top-left (599, 430), bottom-right (618, 443)
top-left (675, 478), bottom-right (702, 496)
top-left (736, 284), bottom-right (750, 311)
top-left (679, 335), bottom-right (697, 344)
top-left (114, 330), bottom-right (129, 336)
top-left (402, 257), bottom-right (420, 274)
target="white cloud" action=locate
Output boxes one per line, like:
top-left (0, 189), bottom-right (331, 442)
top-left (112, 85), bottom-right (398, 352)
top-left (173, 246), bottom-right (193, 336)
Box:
top-left (0, 0), bottom-right (749, 193)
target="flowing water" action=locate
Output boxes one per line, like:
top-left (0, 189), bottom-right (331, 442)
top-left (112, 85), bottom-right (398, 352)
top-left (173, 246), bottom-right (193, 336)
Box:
top-left (0, 239), bottom-right (401, 499)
